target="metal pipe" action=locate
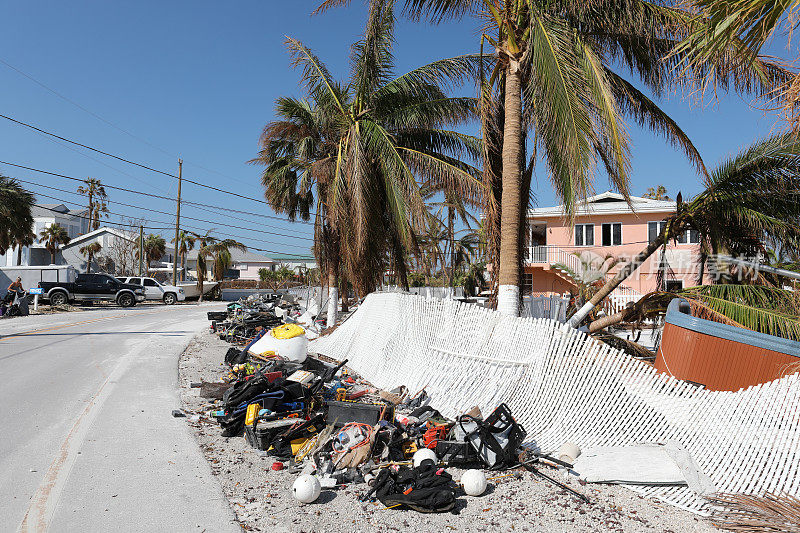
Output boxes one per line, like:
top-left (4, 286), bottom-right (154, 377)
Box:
top-left (717, 255), bottom-right (800, 281)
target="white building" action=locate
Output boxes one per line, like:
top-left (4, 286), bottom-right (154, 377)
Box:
top-left (3, 204), bottom-right (90, 266)
top-left (59, 227), bottom-right (138, 274)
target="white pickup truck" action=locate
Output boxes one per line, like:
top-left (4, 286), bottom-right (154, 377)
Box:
top-left (116, 276), bottom-right (186, 305)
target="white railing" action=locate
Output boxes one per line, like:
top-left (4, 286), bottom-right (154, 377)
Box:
top-left (526, 245), bottom-right (582, 274)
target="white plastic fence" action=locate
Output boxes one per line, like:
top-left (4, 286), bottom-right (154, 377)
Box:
top-left (311, 292), bottom-right (800, 515)
top-left (604, 285), bottom-right (643, 315)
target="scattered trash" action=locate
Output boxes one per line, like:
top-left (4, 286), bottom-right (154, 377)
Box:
top-left (573, 443), bottom-right (715, 495)
top-left (193, 303), bottom-right (591, 520)
top-left (172, 409), bottom-right (186, 418)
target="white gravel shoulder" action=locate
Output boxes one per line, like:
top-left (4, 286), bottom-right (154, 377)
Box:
top-left (179, 330), bottom-right (717, 533)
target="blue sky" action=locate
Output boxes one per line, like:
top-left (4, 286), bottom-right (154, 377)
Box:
top-left (0, 1), bottom-right (783, 257)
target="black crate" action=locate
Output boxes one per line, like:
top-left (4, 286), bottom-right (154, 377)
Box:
top-left (326, 400), bottom-right (392, 428)
top-left (245, 418), bottom-right (301, 451)
top-left (435, 440), bottom-right (479, 465)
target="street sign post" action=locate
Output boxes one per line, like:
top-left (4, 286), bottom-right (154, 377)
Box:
top-left (29, 287), bottom-right (44, 311)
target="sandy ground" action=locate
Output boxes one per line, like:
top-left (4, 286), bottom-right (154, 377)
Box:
top-left (178, 330), bottom-right (717, 533)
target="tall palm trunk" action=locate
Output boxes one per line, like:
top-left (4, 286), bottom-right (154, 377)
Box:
top-left (568, 232), bottom-right (666, 327)
top-left (497, 67), bottom-right (523, 316)
top-left (16, 245), bottom-right (22, 265)
top-left (327, 270), bottom-right (338, 328)
top-left (448, 205), bottom-right (454, 290)
top-left (86, 249), bottom-right (93, 273)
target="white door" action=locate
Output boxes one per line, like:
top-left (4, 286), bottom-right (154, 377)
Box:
top-left (142, 278), bottom-right (163, 300)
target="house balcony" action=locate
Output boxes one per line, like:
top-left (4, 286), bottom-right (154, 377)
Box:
top-left (525, 245), bottom-right (582, 271)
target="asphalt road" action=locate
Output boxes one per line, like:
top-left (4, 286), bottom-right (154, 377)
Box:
top-left (0, 303), bottom-right (239, 533)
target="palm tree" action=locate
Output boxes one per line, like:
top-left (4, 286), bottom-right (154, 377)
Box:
top-left (14, 233), bottom-right (34, 265)
top-left (282, 2), bottom-right (481, 288)
top-left (39, 223), bottom-right (70, 264)
top-left (0, 175), bottom-right (35, 256)
top-left (675, 0), bottom-right (800, 131)
top-left (643, 185), bottom-right (670, 200)
top-left (571, 133), bottom-right (800, 327)
top-left (190, 230), bottom-right (217, 302)
top-left (199, 239), bottom-right (247, 282)
top-left (79, 242), bottom-right (102, 273)
top-left (385, 0), bottom-right (787, 316)
top-left (251, 96), bottom-right (343, 325)
top-left (422, 183), bottom-right (480, 287)
top-left (171, 230), bottom-right (196, 282)
top-left (77, 178), bottom-right (109, 231)
top-left (254, 1), bottom-right (483, 324)
top-left (143, 234), bottom-right (166, 275)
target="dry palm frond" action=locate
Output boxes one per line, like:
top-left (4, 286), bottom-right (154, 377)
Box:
top-left (709, 492), bottom-right (800, 533)
top-left (594, 332), bottom-right (656, 361)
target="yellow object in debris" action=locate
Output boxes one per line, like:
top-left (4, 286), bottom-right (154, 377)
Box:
top-left (402, 441), bottom-right (418, 457)
top-left (245, 403), bottom-right (259, 427)
top-left (291, 437), bottom-right (311, 455)
top-left (271, 323), bottom-right (305, 340)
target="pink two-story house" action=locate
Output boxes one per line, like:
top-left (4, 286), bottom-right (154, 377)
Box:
top-left (524, 192), bottom-right (706, 302)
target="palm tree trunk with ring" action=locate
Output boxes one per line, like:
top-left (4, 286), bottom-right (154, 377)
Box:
top-left (568, 232), bottom-right (666, 327)
top-left (497, 65), bottom-right (524, 316)
top-left (326, 270), bottom-right (338, 328)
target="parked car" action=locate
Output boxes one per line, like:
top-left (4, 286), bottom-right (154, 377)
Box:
top-left (116, 276), bottom-right (186, 305)
top-left (39, 273), bottom-right (145, 307)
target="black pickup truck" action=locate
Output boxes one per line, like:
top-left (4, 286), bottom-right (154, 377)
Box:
top-left (39, 273), bottom-right (146, 307)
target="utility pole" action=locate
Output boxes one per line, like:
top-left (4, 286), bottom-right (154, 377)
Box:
top-left (173, 159), bottom-right (183, 285)
top-left (139, 225), bottom-right (144, 276)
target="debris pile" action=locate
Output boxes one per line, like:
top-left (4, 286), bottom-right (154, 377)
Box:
top-left (209, 292), bottom-right (322, 346)
top-left (194, 312), bottom-right (591, 514)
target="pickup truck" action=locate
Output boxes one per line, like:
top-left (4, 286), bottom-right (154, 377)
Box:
top-left (116, 276), bottom-right (185, 305)
top-left (39, 273), bottom-right (146, 307)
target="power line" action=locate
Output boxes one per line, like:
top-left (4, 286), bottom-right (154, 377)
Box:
top-left (0, 57), bottom-right (178, 160)
top-left (33, 203), bottom-right (171, 231)
top-left (32, 193), bottom-right (313, 258)
top-left (19, 179), bottom-right (314, 245)
top-left (0, 57), bottom-right (261, 191)
top-left (0, 113), bottom-right (323, 216)
top-left (0, 158), bottom-right (315, 226)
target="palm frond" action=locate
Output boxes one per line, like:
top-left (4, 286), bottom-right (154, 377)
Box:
top-left (604, 67), bottom-right (708, 177)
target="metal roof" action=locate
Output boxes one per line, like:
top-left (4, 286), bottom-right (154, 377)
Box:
top-left (528, 191), bottom-right (676, 218)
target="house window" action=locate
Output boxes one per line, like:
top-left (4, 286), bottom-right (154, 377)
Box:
top-left (523, 273), bottom-right (533, 295)
top-left (648, 221), bottom-right (666, 243)
top-left (239, 263), bottom-right (248, 271)
top-left (665, 279), bottom-right (684, 292)
top-left (676, 228), bottom-right (701, 244)
top-left (575, 224), bottom-right (594, 246)
top-left (601, 223), bottom-right (622, 246)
